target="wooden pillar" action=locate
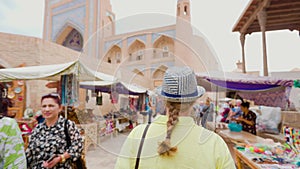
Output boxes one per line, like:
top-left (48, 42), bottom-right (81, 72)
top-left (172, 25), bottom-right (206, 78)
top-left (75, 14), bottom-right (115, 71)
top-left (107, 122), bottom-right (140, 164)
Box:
top-left (240, 33), bottom-right (246, 74)
top-left (257, 9), bottom-right (269, 76)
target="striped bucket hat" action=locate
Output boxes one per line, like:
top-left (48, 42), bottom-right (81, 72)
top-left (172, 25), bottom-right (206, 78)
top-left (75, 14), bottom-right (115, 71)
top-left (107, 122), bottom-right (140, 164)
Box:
top-left (156, 66), bottom-right (205, 102)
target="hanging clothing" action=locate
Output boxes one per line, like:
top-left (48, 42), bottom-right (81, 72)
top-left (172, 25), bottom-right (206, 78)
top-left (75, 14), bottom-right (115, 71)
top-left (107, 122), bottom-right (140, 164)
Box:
top-left (96, 92), bottom-right (102, 105)
top-left (111, 91), bottom-right (119, 104)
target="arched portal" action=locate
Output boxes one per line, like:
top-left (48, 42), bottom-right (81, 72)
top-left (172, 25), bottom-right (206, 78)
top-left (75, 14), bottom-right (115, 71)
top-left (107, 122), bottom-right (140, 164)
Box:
top-left (104, 45), bottom-right (122, 64)
top-left (153, 35), bottom-right (174, 58)
top-left (127, 39), bottom-right (146, 61)
top-left (152, 65), bottom-right (168, 87)
top-left (62, 29), bottom-right (83, 51)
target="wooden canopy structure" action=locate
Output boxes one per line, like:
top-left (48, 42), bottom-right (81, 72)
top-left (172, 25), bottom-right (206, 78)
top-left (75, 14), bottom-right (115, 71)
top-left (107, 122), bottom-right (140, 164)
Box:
top-left (232, 0), bottom-right (300, 76)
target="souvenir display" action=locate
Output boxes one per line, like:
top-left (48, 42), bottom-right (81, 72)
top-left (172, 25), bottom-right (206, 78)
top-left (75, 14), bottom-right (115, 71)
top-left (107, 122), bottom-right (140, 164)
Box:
top-left (6, 80), bottom-right (26, 119)
top-left (14, 87), bottom-right (22, 94)
top-left (17, 96), bottom-right (23, 102)
top-left (236, 137), bottom-right (300, 168)
top-left (61, 74), bottom-right (79, 106)
top-left (7, 91), bottom-right (15, 99)
top-left (5, 82), bottom-right (12, 88)
top-left (17, 80), bottom-right (24, 86)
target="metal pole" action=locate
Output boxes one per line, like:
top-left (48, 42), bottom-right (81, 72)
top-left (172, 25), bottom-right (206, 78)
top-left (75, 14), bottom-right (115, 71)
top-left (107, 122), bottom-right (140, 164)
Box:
top-left (0, 87), bottom-right (3, 114)
top-left (65, 106), bottom-right (68, 119)
top-left (214, 86), bottom-right (219, 133)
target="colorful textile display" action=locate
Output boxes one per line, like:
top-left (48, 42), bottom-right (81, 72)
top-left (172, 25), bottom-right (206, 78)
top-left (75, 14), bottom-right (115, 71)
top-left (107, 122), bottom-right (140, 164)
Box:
top-left (238, 87), bottom-right (288, 109)
top-left (61, 74), bottom-right (79, 106)
top-left (240, 142), bottom-right (300, 167)
top-left (105, 119), bottom-right (114, 134)
top-left (110, 91), bottom-right (119, 104)
top-left (129, 97), bottom-right (138, 111)
top-left (283, 126), bottom-right (300, 153)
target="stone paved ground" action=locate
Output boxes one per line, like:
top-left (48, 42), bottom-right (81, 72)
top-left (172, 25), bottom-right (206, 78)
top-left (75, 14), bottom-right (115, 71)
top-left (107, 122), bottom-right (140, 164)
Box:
top-left (85, 132), bottom-right (129, 169)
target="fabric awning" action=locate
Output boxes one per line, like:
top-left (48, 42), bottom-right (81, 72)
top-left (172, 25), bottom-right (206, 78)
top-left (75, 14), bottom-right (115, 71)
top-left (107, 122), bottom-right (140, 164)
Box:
top-left (196, 71), bottom-right (294, 109)
top-left (0, 60), bottom-right (117, 82)
top-left (80, 81), bottom-right (148, 95)
top-left (196, 71), bottom-right (294, 91)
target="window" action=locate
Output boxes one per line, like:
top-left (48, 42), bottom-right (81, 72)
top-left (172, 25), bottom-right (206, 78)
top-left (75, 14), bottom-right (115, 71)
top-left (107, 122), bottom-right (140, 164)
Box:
top-left (162, 46), bottom-right (169, 57)
top-left (153, 49), bottom-right (157, 58)
top-left (116, 52), bottom-right (121, 63)
top-left (184, 6), bottom-right (188, 15)
top-left (137, 50), bottom-right (143, 60)
top-left (108, 57), bottom-right (111, 63)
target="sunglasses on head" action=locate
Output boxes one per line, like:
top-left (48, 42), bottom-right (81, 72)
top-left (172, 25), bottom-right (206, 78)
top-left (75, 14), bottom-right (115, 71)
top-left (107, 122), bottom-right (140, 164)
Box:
top-left (42, 93), bottom-right (61, 100)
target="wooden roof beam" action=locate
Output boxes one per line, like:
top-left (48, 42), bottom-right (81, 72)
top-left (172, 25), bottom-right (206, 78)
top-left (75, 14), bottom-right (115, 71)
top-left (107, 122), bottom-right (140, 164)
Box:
top-left (266, 12), bottom-right (300, 19)
top-left (267, 7), bottom-right (300, 14)
top-left (267, 18), bottom-right (300, 24)
top-left (248, 20), bottom-right (300, 28)
top-left (235, 0), bottom-right (271, 34)
top-left (269, 1), bottom-right (300, 8)
top-left (247, 24), bottom-right (300, 33)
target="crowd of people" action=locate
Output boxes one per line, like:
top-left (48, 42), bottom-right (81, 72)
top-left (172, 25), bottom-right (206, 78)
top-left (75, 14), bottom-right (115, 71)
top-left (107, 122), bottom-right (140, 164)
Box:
top-left (0, 66), bottom-right (260, 168)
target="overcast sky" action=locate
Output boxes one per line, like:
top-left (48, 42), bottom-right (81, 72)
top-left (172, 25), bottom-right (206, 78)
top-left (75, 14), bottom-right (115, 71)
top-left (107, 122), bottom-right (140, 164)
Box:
top-left (0, 0), bottom-right (299, 74)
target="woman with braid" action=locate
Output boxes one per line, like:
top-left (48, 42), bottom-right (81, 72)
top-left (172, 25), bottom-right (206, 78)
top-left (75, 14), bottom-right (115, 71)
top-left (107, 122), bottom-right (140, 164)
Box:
top-left (115, 67), bottom-right (235, 169)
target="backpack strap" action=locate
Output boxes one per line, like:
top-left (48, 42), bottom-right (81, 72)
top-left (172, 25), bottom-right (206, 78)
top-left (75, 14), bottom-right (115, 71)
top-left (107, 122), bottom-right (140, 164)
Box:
top-left (64, 119), bottom-right (71, 147)
top-left (135, 123), bottom-right (151, 169)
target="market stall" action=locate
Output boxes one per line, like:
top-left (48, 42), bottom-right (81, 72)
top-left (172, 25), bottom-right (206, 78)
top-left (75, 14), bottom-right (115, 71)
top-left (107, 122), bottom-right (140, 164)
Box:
top-left (196, 71), bottom-right (294, 109)
top-left (0, 59), bottom-right (116, 150)
top-left (196, 71), bottom-right (300, 167)
top-left (80, 81), bottom-right (148, 95)
top-left (219, 129), bottom-right (300, 168)
top-left (80, 80), bottom-right (149, 134)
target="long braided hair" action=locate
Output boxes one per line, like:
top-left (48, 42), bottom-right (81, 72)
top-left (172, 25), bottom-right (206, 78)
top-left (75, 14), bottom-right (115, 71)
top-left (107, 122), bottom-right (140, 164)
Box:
top-left (157, 101), bottom-right (194, 156)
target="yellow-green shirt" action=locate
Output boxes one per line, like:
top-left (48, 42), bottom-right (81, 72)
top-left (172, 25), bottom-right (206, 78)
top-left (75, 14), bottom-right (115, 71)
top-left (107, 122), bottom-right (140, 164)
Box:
top-left (115, 115), bottom-right (236, 169)
top-left (0, 117), bottom-right (26, 169)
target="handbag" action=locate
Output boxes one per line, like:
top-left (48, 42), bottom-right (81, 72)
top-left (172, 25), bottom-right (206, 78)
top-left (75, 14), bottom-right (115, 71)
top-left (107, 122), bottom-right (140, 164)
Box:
top-left (64, 119), bottom-right (87, 169)
top-left (135, 123), bottom-right (151, 169)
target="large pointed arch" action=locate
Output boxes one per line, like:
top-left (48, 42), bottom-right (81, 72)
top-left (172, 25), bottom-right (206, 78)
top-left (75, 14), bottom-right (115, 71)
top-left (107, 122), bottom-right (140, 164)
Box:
top-left (54, 22), bottom-right (84, 51)
top-left (103, 45), bottom-right (122, 64)
top-left (132, 68), bottom-right (144, 76)
top-left (152, 65), bottom-right (168, 87)
top-left (127, 39), bottom-right (146, 61)
top-left (153, 35), bottom-right (174, 58)
top-left (152, 65), bottom-right (168, 79)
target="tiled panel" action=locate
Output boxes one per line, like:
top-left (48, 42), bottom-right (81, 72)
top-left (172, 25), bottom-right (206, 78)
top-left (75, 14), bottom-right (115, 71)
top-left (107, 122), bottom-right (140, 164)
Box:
top-left (51, 6), bottom-right (86, 40)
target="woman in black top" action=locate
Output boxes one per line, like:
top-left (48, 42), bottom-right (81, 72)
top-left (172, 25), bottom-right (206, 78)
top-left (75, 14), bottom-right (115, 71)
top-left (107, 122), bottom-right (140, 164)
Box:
top-left (26, 93), bottom-right (83, 168)
top-left (233, 101), bottom-right (257, 135)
